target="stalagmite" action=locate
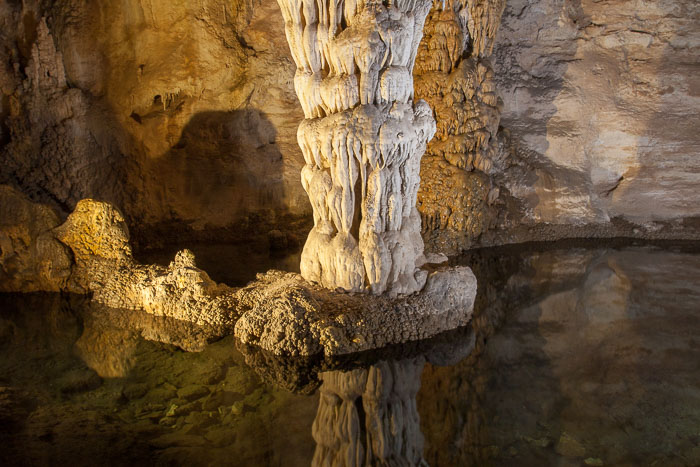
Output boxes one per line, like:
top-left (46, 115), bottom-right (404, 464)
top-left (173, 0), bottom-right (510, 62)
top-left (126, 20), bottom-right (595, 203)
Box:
top-left (278, 0), bottom-right (437, 295)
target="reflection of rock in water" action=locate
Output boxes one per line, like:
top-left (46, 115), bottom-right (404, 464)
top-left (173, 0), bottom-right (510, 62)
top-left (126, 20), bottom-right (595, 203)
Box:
top-left (74, 302), bottom-right (225, 378)
top-left (313, 359), bottom-right (427, 467)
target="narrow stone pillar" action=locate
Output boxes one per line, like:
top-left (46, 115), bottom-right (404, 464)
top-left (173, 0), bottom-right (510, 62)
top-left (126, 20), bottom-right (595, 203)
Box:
top-left (277, 0), bottom-right (436, 295)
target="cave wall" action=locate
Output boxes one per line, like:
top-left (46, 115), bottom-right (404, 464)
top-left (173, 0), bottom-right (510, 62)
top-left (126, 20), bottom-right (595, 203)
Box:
top-left (492, 0), bottom-right (700, 228)
top-left (1, 0), bottom-right (698, 251)
top-left (0, 0), bottom-right (308, 243)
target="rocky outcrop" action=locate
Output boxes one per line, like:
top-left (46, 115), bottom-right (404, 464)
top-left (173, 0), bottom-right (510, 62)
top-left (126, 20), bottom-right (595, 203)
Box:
top-left (53, 199), bottom-right (239, 333)
top-left (2, 192), bottom-right (476, 356)
top-left (278, 0), bottom-right (438, 295)
top-left (234, 266), bottom-right (477, 356)
top-left (0, 185), bottom-right (72, 292)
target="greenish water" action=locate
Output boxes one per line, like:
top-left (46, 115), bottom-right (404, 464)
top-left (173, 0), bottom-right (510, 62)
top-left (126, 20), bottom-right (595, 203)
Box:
top-left (1, 242), bottom-right (699, 466)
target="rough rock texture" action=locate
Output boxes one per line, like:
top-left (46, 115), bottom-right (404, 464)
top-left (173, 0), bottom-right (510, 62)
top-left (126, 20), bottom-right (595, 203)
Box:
top-left (0, 0), bottom-right (308, 244)
top-left (0, 185), bottom-right (72, 292)
top-left (415, 0), bottom-right (506, 246)
top-left (278, 0), bottom-right (438, 294)
top-left (2, 0), bottom-right (698, 254)
top-left (54, 199), bottom-right (238, 333)
top-left (234, 266), bottom-right (477, 357)
top-left (489, 0), bottom-right (700, 237)
top-left (312, 359), bottom-right (426, 466)
top-left (2, 194), bottom-right (476, 357)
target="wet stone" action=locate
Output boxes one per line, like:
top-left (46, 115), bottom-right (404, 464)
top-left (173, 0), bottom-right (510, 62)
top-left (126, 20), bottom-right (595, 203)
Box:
top-left (149, 432), bottom-right (206, 449)
top-left (184, 411), bottom-right (217, 430)
top-left (204, 427), bottom-right (237, 447)
top-left (584, 458), bottom-right (604, 466)
top-left (172, 400), bottom-right (202, 417)
top-left (201, 390), bottom-right (244, 412)
top-left (556, 432), bottom-right (587, 458)
top-left (144, 386), bottom-right (177, 404)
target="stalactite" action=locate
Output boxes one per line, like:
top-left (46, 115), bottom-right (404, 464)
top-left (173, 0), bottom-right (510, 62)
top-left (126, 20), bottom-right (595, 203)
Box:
top-left (278, 0), bottom-right (437, 295)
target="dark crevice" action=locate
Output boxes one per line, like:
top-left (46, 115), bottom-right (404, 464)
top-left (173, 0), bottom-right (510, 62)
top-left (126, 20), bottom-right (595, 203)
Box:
top-left (354, 396), bottom-right (367, 455)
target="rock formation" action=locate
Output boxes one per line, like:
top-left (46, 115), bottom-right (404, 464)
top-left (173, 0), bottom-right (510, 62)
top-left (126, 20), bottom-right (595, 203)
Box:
top-left (234, 266), bottom-right (477, 357)
top-left (277, 0), bottom-right (437, 294)
top-left (489, 0), bottom-right (700, 238)
top-left (0, 0), bottom-right (309, 244)
top-left (414, 0), bottom-right (506, 249)
top-left (2, 0), bottom-right (698, 257)
top-left (0, 186), bottom-right (72, 292)
top-left (53, 199), bottom-right (239, 334)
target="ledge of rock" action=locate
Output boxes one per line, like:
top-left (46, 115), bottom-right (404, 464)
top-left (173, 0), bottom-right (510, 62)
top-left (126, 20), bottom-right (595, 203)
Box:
top-left (234, 267), bottom-right (477, 357)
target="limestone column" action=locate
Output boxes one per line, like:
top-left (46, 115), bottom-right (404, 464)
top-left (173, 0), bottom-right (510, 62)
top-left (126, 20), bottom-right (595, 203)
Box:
top-left (277, 0), bottom-right (436, 295)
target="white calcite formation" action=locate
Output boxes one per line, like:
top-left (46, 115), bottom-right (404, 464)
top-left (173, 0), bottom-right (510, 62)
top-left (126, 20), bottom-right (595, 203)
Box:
top-left (278, 0), bottom-right (437, 295)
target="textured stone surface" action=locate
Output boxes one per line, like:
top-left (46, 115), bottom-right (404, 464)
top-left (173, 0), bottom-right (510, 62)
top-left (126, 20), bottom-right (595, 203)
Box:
top-left (492, 0), bottom-right (700, 227)
top-left (278, 0), bottom-right (437, 294)
top-left (234, 266), bottom-right (477, 357)
top-left (415, 0), bottom-right (506, 243)
top-left (0, 185), bottom-right (72, 292)
top-left (0, 0), bottom-right (308, 242)
top-left (54, 199), bottom-right (239, 333)
top-left (1, 0), bottom-right (698, 254)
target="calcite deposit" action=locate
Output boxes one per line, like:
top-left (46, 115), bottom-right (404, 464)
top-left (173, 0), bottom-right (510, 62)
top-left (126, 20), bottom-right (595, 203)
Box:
top-left (278, 0), bottom-right (437, 295)
top-left (234, 266), bottom-right (477, 357)
top-left (53, 199), bottom-right (239, 334)
top-left (1, 192), bottom-right (476, 356)
top-left (2, 0), bottom-right (698, 256)
top-left (414, 0), bottom-right (505, 246)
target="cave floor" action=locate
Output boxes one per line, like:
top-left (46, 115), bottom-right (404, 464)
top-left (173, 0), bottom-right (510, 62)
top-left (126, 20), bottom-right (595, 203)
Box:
top-left (1, 241), bottom-right (699, 466)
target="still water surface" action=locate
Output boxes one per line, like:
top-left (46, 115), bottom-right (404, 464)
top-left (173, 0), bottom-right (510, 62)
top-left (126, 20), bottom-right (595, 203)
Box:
top-left (1, 242), bottom-right (699, 466)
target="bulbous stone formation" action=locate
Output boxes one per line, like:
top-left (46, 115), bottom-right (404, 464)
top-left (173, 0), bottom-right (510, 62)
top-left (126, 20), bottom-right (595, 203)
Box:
top-left (278, 0), bottom-right (437, 295)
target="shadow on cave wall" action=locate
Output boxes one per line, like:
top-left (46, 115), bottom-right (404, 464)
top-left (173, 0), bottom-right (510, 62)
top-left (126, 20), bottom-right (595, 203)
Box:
top-left (491, 0), bottom-right (591, 226)
top-left (128, 109), bottom-right (296, 247)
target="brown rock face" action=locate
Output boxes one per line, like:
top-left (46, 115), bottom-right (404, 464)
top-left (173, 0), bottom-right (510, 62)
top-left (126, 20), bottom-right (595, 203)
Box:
top-left (0, 0), bottom-right (308, 242)
top-left (0, 186), bottom-right (72, 292)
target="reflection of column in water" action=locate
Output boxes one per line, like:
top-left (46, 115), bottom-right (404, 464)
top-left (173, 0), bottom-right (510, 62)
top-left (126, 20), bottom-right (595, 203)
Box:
top-left (312, 358), bottom-right (426, 466)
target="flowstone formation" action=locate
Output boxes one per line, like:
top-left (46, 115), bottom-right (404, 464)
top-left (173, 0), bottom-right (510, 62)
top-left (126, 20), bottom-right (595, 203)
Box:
top-left (278, 0), bottom-right (437, 295)
top-left (415, 0), bottom-right (506, 248)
